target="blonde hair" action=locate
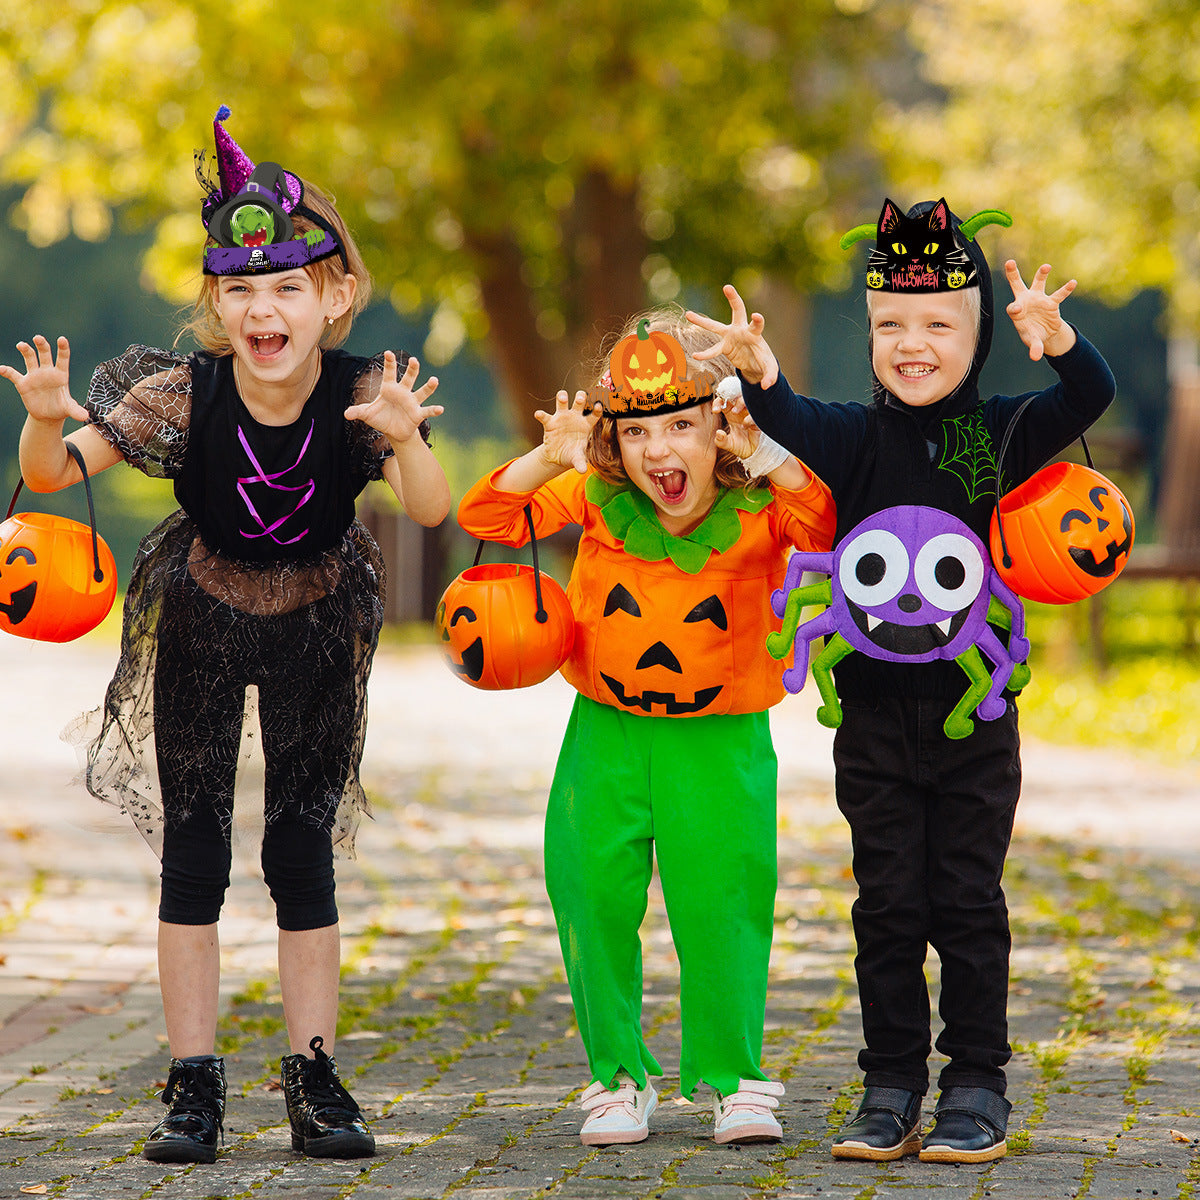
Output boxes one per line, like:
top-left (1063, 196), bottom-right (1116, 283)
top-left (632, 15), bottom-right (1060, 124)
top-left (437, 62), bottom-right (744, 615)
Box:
top-left (584, 306), bottom-right (760, 490)
top-left (183, 181), bottom-right (371, 355)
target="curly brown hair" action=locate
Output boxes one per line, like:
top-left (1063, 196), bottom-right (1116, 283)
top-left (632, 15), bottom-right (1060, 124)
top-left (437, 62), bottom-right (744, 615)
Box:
top-left (584, 306), bottom-right (762, 491)
top-left (182, 181), bottom-right (371, 355)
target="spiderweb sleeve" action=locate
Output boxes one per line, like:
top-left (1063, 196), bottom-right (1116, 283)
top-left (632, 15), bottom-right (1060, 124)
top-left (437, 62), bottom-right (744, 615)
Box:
top-left (84, 345), bottom-right (193, 478)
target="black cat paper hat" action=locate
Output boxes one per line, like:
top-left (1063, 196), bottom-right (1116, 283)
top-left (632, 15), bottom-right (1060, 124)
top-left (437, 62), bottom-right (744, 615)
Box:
top-left (841, 198), bottom-right (1011, 293)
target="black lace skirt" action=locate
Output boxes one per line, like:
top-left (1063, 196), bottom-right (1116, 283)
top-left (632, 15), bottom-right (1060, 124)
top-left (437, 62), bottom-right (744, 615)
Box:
top-left (65, 510), bottom-right (385, 858)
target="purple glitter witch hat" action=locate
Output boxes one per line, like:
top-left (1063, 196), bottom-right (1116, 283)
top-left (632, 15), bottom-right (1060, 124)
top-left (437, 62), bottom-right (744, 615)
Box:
top-left (213, 105), bottom-right (254, 199)
top-left (198, 105), bottom-right (343, 276)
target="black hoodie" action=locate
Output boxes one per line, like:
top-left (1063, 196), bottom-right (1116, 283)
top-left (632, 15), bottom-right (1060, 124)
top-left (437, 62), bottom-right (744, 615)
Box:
top-left (740, 203), bottom-right (1116, 703)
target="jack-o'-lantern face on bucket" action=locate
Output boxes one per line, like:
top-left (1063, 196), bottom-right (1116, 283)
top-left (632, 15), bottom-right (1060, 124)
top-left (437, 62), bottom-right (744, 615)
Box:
top-left (436, 563), bottom-right (575, 690)
top-left (598, 580), bottom-right (729, 715)
top-left (0, 512), bottom-right (117, 642)
top-left (1060, 482), bottom-right (1134, 579)
top-left (0, 545), bottom-right (38, 628)
top-left (990, 462), bottom-right (1135, 604)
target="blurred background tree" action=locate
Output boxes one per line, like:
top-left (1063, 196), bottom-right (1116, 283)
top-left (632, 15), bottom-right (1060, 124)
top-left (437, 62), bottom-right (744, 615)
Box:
top-left (877, 0), bottom-right (1200, 513)
top-left (0, 0), bottom-right (901, 443)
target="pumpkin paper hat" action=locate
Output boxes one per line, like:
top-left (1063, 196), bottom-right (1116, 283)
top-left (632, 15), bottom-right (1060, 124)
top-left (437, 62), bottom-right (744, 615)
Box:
top-left (840, 197), bottom-right (1011, 294)
top-left (589, 319), bottom-right (714, 417)
top-left (196, 105), bottom-right (346, 276)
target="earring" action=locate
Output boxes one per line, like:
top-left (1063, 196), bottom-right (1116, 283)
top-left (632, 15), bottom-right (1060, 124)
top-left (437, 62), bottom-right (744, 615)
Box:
top-left (327, 317), bottom-right (334, 326)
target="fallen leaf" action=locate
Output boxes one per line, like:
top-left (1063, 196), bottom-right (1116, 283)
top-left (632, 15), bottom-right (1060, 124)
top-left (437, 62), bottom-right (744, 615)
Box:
top-left (261, 1079), bottom-right (283, 1092)
top-left (1170, 1129), bottom-right (1194, 1143)
top-left (94, 1088), bottom-right (114, 1095)
top-left (20, 1186), bottom-right (49, 1195)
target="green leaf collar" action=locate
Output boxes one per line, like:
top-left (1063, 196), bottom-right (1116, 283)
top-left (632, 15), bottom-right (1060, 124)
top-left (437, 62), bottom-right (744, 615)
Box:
top-left (586, 475), bottom-right (772, 574)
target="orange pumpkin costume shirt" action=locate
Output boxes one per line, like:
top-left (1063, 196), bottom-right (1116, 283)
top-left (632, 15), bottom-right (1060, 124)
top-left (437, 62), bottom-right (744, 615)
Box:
top-left (457, 465), bottom-right (836, 716)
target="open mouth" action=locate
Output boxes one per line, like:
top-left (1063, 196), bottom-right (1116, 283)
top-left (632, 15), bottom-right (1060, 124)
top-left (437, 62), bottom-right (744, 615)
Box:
top-left (649, 469), bottom-right (687, 504)
top-left (0, 582), bottom-right (37, 626)
top-left (847, 598), bottom-right (972, 657)
top-left (249, 334), bottom-right (288, 357)
top-left (448, 637), bottom-right (484, 683)
top-left (601, 672), bottom-right (722, 715)
top-left (897, 363), bottom-right (936, 379)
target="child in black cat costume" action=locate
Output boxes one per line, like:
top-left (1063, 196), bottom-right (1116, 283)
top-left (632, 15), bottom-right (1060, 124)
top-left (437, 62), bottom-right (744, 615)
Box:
top-left (688, 199), bottom-right (1115, 1163)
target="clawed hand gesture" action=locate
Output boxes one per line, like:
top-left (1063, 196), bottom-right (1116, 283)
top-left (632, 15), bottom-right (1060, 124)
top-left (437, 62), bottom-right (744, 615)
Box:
top-left (534, 390), bottom-right (602, 474)
top-left (1004, 261), bottom-right (1077, 362)
top-left (686, 285), bottom-right (780, 389)
top-left (713, 388), bottom-right (759, 460)
top-left (0, 335), bottom-right (89, 423)
top-left (345, 351), bottom-right (443, 443)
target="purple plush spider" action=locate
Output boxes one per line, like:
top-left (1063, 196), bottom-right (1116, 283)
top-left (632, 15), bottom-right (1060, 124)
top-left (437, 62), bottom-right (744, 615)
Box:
top-left (766, 505), bottom-right (1031, 739)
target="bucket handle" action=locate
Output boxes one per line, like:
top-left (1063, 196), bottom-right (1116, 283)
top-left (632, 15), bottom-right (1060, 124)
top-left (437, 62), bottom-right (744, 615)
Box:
top-left (993, 397), bottom-right (1093, 571)
top-left (6, 443), bottom-right (107, 584)
top-left (470, 503), bottom-right (549, 623)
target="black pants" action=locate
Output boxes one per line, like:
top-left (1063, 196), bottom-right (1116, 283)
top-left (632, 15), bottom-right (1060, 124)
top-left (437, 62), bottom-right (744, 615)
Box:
top-left (833, 696), bottom-right (1020, 1096)
top-left (153, 580), bottom-right (355, 930)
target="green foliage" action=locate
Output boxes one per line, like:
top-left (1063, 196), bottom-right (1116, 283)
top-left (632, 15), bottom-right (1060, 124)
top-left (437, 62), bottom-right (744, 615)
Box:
top-left (0, 1), bottom-right (902, 433)
top-left (1020, 580), bottom-right (1200, 766)
top-left (888, 1), bottom-right (1200, 335)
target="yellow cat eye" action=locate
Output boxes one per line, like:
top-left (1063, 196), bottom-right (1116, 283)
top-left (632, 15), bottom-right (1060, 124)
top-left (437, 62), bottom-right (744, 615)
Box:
top-left (925, 242), bottom-right (940, 254)
top-left (891, 242), bottom-right (907, 255)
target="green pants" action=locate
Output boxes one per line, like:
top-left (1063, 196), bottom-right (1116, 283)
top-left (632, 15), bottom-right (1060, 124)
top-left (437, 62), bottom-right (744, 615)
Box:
top-left (544, 694), bottom-right (778, 1099)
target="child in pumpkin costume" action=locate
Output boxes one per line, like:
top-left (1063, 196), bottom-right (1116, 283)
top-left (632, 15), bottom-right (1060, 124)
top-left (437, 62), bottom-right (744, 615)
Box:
top-left (687, 200), bottom-right (1116, 1163)
top-left (457, 311), bottom-right (835, 1146)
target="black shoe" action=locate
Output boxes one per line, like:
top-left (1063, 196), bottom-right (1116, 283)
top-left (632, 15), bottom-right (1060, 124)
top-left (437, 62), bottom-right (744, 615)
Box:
top-left (831, 1086), bottom-right (922, 1161)
top-left (919, 1086), bottom-right (1011, 1163)
top-left (143, 1056), bottom-right (226, 1163)
top-left (281, 1036), bottom-right (375, 1158)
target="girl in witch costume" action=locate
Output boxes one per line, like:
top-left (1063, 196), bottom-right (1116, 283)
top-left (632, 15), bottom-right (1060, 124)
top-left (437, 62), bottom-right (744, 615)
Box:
top-left (457, 310), bottom-right (835, 1147)
top-left (687, 199), bottom-right (1115, 1164)
top-left (0, 107), bottom-right (449, 1163)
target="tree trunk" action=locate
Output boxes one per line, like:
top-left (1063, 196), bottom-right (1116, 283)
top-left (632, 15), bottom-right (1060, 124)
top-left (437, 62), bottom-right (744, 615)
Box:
top-left (469, 171), bottom-right (648, 446)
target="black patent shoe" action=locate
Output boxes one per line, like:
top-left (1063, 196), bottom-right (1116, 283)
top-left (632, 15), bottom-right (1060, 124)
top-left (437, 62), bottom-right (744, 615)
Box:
top-left (919, 1086), bottom-right (1011, 1163)
top-left (831, 1086), bottom-right (922, 1161)
top-left (281, 1035), bottom-right (375, 1158)
top-left (143, 1056), bottom-right (226, 1163)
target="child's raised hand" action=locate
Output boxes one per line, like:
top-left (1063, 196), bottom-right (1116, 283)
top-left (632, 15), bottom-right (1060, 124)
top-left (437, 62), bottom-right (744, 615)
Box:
top-left (534, 390), bottom-right (601, 474)
top-left (0, 336), bottom-right (89, 424)
top-left (712, 389), bottom-right (758, 460)
top-left (685, 285), bottom-right (780, 388)
top-left (345, 351), bottom-right (443, 443)
top-left (1004, 261), bottom-right (1078, 362)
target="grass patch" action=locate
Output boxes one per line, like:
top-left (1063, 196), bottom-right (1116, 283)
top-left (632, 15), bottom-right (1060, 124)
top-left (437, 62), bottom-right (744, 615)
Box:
top-left (1020, 580), bottom-right (1200, 766)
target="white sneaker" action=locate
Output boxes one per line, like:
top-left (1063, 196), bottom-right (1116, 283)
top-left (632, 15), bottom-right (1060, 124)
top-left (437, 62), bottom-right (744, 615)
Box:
top-left (713, 1078), bottom-right (785, 1144)
top-left (578, 1073), bottom-right (658, 1146)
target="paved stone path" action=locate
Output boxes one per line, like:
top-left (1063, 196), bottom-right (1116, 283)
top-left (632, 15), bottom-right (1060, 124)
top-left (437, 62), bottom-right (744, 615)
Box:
top-left (2, 636), bottom-right (1200, 1199)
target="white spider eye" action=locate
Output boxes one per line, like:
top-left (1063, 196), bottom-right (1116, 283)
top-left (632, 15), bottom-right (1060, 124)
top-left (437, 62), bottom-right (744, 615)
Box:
top-left (839, 529), bottom-right (909, 607)
top-left (914, 533), bottom-right (984, 612)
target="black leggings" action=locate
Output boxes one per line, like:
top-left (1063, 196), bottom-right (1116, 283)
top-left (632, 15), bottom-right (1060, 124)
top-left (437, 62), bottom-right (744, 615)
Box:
top-left (153, 578), bottom-right (356, 931)
top-left (159, 805), bottom-right (337, 930)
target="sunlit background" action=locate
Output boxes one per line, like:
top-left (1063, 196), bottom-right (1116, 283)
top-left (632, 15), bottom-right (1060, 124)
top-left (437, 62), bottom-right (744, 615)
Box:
top-left (1, 0), bottom-right (1198, 759)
